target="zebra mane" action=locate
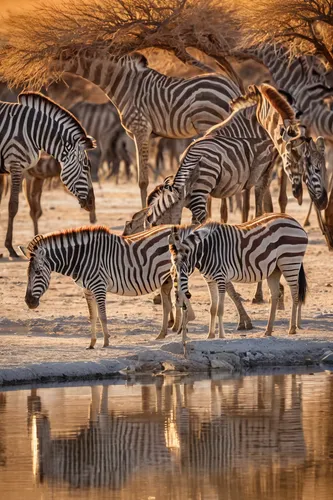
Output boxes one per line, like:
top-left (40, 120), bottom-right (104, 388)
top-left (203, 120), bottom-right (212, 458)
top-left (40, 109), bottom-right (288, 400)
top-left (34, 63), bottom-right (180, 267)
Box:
top-left (260, 84), bottom-right (296, 123)
top-left (229, 85), bottom-right (259, 113)
top-left (18, 92), bottom-right (94, 147)
top-left (27, 225), bottom-right (112, 253)
top-left (230, 84), bottom-right (296, 124)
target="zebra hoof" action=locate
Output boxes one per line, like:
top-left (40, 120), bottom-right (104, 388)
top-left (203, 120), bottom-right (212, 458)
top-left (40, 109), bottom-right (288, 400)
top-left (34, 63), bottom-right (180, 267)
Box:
top-left (153, 293), bottom-right (162, 305)
top-left (86, 345), bottom-right (95, 350)
top-left (207, 333), bottom-right (215, 339)
top-left (288, 329), bottom-right (297, 335)
top-left (252, 296), bottom-right (264, 304)
top-left (263, 331), bottom-right (272, 337)
top-left (155, 332), bottom-right (167, 340)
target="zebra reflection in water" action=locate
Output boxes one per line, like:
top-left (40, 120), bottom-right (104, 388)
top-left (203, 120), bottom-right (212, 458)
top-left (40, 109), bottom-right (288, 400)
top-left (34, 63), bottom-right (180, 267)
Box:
top-left (28, 376), bottom-right (308, 495)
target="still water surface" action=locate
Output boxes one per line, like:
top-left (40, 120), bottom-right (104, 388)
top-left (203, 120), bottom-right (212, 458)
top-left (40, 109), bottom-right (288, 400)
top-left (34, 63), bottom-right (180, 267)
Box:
top-left (0, 370), bottom-right (332, 500)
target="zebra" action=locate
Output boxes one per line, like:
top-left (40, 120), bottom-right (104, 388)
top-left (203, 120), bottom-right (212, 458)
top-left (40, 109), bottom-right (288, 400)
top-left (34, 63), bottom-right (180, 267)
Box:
top-left (59, 49), bottom-right (242, 206)
top-left (132, 84), bottom-right (326, 229)
top-left (242, 44), bottom-right (332, 205)
top-left (69, 100), bottom-right (130, 181)
top-left (169, 214), bottom-right (308, 340)
top-left (0, 92), bottom-right (95, 258)
top-left (23, 154), bottom-right (97, 236)
top-left (18, 224), bottom-right (255, 349)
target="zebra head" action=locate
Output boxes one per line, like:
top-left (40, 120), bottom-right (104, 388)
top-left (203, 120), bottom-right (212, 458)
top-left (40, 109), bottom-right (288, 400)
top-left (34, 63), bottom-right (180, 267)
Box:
top-left (303, 137), bottom-right (328, 210)
top-left (282, 131), bottom-right (306, 205)
top-left (59, 136), bottom-right (96, 212)
top-left (145, 176), bottom-right (183, 227)
top-left (18, 236), bottom-right (51, 310)
top-left (18, 93), bottom-right (96, 213)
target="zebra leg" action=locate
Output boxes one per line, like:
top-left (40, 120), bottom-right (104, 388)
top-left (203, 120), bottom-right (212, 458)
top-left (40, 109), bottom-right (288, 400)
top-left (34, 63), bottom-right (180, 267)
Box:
top-left (303, 201), bottom-right (313, 227)
top-left (264, 268), bottom-right (282, 336)
top-left (220, 198), bottom-right (228, 222)
top-left (5, 166), bottom-right (22, 258)
top-left (156, 279), bottom-right (173, 340)
top-left (84, 289), bottom-right (98, 349)
top-left (252, 282), bottom-right (264, 304)
top-left (94, 291), bottom-right (110, 347)
top-left (278, 168), bottom-right (288, 213)
top-left (206, 196), bottom-right (212, 218)
top-left (27, 177), bottom-right (44, 235)
top-left (242, 189), bottom-right (250, 223)
top-left (207, 281), bottom-right (219, 339)
top-left (217, 291), bottom-right (226, 339)
top-left (226, 283), bottom-right (253, 330)
top-left (134, 128), bottom-right (151, 208)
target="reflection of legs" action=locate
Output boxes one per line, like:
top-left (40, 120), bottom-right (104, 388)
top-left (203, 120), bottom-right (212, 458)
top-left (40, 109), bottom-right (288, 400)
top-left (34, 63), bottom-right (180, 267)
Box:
top-left (264, 268), bottom-right (281, 336)
top-left (226, 282), bottom-right (253, 330)
top-left (84, 289), bottom-right (98, 349)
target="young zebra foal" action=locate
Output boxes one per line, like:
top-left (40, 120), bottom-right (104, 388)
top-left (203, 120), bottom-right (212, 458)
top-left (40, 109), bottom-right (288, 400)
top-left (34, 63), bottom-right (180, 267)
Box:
top-left (169, 214), bottom-right (308, 338)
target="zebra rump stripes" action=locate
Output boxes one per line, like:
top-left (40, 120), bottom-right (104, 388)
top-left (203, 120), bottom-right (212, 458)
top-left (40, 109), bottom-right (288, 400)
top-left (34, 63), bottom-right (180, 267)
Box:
top-left (169, 214), bottom-right (308, 339)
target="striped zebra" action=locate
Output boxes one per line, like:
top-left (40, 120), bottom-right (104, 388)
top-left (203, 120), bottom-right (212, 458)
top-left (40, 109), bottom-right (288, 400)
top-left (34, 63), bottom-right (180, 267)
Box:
top-left (243, 45), bottom-right (331, 202)
top-left (129, 84), bottom-right (325, 230)
top-left (59, 50), bottom-right (242, 206)
top-left (70, 100), bottom-right (131, 181)
top-left (0, 92), bottom-right (95, 258)
top-left (169, 214), bottom-right (308, 339)
top-left (23, 154), bottom-right (97, 236)
top-left (19, 224), bottom-right (255, 349)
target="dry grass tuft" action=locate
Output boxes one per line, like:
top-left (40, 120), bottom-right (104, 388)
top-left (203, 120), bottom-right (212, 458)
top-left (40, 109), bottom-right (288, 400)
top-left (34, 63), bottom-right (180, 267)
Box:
top-left (0, 0), bottom-right (241, 89)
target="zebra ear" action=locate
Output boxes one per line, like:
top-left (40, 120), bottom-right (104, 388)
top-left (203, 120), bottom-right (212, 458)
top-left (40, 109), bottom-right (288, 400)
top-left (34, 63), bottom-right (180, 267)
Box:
top-left (83, 136), bottom-right (97, 150)
top-left (17, 245), bottom-right (30, 259)
top-left (131, 52), bottom-right (148, 68)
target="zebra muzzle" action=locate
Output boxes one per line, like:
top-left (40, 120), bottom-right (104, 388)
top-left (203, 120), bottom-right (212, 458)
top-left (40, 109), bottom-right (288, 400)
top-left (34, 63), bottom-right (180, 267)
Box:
top-left (313, 189), bottom-right (328, 211)
top-left (292, 182), bottom-right (303, 205)
top-left (25, 293), bottom-right (40, 309)
top-left (79, 188), bottom-right (95, 212)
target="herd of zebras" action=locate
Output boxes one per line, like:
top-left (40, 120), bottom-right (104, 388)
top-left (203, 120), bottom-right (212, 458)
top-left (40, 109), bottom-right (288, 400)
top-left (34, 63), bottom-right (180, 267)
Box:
top-left (1, 43), bottom-right (332, 348)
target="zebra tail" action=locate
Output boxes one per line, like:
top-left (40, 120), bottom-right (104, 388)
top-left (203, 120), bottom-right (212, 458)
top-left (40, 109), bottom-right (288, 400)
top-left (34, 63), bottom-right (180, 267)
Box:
top-left (298, 264), bottom-right (307, 304)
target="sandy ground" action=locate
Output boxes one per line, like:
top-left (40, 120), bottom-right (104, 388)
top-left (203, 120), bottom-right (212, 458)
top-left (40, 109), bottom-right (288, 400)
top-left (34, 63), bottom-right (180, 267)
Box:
top-left (1, 177), bottom-right (333, 385)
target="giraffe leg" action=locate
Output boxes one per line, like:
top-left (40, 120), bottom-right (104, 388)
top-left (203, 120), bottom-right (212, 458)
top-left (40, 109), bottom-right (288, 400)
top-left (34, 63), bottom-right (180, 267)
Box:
top-left (5, 166), bottom-right (22, 258)
top-left (84, 289), bottom-right (98, 349)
